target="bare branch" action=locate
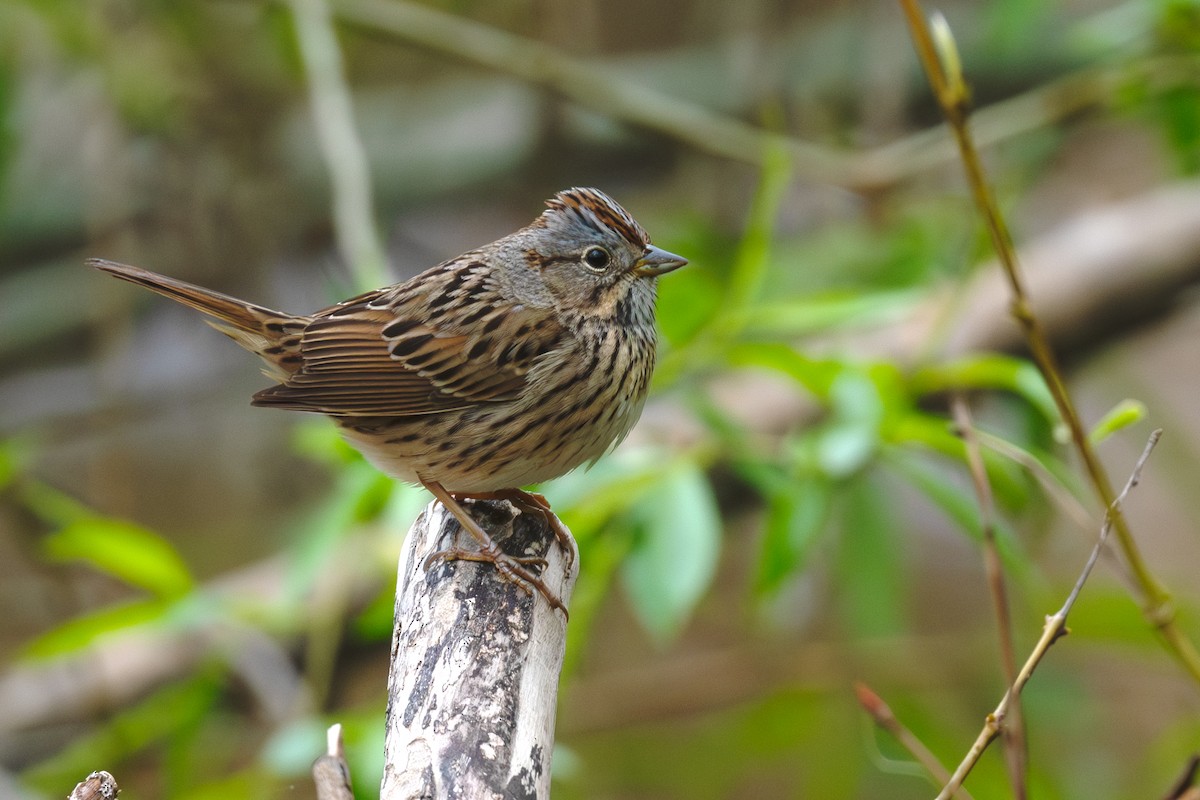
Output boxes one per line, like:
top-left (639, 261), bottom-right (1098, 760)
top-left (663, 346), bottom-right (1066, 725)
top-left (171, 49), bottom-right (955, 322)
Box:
top-left (935, 430), bottom-right (1163, 799)
top-left (855, 682), bottom-right (975, 800)
top-left (1058, 429), bottom-right (1162, 617)
top-left (951, 397), bottom-right (1026, 798)
top-left (899, 0), bottom-right (1200, 685)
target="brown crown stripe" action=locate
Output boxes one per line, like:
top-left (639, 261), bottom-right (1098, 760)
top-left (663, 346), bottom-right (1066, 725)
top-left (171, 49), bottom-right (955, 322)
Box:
top-left (546, 188), bottom-right (649, 248)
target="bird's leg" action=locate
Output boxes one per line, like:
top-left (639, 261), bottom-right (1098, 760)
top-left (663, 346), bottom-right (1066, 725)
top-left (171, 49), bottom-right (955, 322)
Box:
top-left (420, 479), bottom-right (567, 616)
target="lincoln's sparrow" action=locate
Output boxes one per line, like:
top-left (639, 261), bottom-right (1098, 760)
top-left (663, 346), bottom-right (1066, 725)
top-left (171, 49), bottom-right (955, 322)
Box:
top-left (89, 188), bottom-right (685, 613)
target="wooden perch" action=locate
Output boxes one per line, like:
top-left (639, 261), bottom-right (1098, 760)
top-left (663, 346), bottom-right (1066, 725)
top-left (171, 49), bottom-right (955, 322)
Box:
top-left (380, 499), bottom-right (576, 800)
top-left (68, 771), bottom-right (119, 800)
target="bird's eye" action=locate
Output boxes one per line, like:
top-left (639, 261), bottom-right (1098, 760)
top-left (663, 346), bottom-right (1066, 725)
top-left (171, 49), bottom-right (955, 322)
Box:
top-left (583, 246), bottom-right (611, 271)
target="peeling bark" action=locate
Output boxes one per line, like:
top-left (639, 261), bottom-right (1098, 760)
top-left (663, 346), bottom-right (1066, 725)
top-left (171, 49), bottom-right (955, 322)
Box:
top-left (381, 499), bottom-right (576, 800)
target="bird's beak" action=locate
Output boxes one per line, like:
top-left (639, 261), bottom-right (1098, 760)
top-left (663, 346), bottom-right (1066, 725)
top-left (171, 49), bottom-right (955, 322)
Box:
top-left (634, 245), bottom-right (688, 277)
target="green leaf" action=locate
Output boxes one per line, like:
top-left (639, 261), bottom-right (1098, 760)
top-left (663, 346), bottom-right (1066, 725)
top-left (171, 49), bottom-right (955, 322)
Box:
top-left (18, 480), bottom-right (95, 527)
top-left (813, 370), bottom-right (884, 478)
top-left (379, 479), bottom-right (433, 539)
top-left (885, 451), bottom-right (983, 538)
top-left (889, 410), bottom-right (967, 457)
top-left (1067, 585), bottom-right (1167, 649)
top-left (546, 445), bottom-right (666, 541)
top-left (724, 142), bottom-right (792, 318)
top-left (285, 458), bottom-right (382, 604)
top-left (833, 473), bottom-right (904, 636)
top-left (351, 584), bottom-right (397, 642)
top-left (561, 513), bottom-right (636, 678)
top-left (726, 342), bottom-right (842, 399)
top-left (735, 288), bottom-right (923, 336)
top-left (656, 261), bottom-right (723, 348)
top-left (882, 448), bottom-right (1030, 578)
top-left (291, 418), bottom-right (362, 465)
top-left (755, 473), bottom-right (831, 595)
top-left (622, 463), bottom-right (721, 642)
top-left (1088, 398), bottom-right (1147, 444)
top-left (22, 597), bottom-right (171, 658)
top-left (0, 439), bottom-right (22, 489)
top-left (889, 411), bottom-right (1038, 513)
top-left (1156, 83), bottom-right (1200, 174)
top-left (43, 517), bottom-right (194, 598)
top-left (352, 471), bottom-right (398, 523)
top-left (909, 353), bottom-right (1058, 422)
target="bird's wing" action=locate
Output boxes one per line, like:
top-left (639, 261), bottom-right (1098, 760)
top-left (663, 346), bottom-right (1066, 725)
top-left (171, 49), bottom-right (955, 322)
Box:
top-left (251, 262), bottom-right (568, 416)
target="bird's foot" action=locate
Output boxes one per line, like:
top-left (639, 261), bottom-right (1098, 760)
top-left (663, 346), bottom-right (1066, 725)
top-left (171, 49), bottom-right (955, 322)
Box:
top-left (421, 480), bottom-right (569, 617)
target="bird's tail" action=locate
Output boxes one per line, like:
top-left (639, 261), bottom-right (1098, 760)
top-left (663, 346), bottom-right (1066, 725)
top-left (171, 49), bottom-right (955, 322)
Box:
top-left (88, 258), bottom-right (308, 379)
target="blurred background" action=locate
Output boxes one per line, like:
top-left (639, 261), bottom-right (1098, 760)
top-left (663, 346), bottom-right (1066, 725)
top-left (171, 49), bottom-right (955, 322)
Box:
top-left (3, 0), bottom-right (1200, 797)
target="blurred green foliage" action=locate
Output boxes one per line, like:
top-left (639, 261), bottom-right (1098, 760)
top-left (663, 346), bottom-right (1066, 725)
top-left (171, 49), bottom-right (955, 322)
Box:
top-left (4, 0), bottom-right (1200, 798)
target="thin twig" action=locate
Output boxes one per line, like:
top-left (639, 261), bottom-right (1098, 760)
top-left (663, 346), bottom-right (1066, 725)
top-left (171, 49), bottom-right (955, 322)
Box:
top-left (951, 397), bottom-right (1026, 798)
top-left (1061, 430), bottom-right (1160, 612)
top-left (899, 0), bottom-right (1200, 685)
top-left (855, 682), bottom-right (976, 800)
top-left (290, 0), bottom-right (391, 289)
top-left (935, 429), bottom-right (1163, 799)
